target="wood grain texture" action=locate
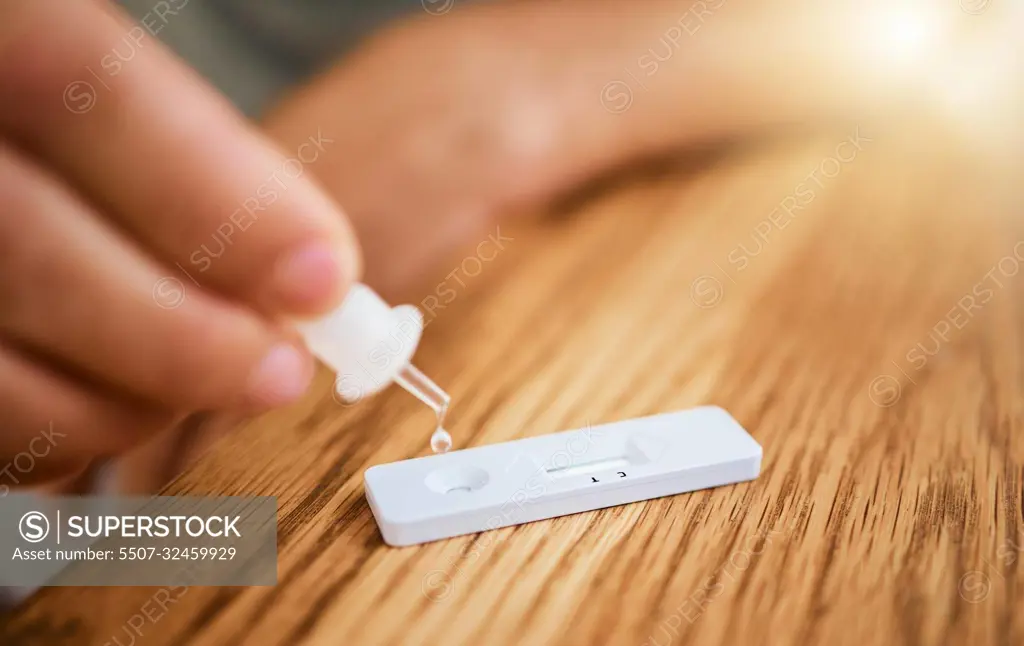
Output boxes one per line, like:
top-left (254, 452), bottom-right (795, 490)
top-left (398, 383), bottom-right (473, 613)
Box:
top-left (3, 119), bottom-right (1023, 646)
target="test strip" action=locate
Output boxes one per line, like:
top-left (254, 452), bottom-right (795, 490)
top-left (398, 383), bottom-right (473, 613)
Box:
top-left (364, 406), bottom-right (762, 546)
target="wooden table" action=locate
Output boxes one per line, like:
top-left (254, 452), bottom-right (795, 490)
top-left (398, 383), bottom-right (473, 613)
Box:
top-left (4, 118), bottom-right (1023, 646)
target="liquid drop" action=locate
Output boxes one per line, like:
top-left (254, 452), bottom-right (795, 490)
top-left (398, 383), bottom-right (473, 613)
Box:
top-left (431, 427), bottom-right (453, 454)
top-left (394, 363), bottom-right (454, 455)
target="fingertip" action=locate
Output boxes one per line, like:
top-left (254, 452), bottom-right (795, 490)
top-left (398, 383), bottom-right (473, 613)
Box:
top-left (269, 239), bottom-right (359, 316)
top-left (244, 341), bottom-right (315, 409)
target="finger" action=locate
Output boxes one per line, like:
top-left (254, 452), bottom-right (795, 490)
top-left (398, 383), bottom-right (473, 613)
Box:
top-left (0, 0), bottom-right (360, 318)
top-left (0, 339), bottom-right (172, 488)
top-left (0, 143), bottom-right (314, 411)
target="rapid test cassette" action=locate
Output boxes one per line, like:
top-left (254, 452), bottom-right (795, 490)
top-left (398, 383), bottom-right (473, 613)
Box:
top-left (364, 406), bottom-right (762, 546)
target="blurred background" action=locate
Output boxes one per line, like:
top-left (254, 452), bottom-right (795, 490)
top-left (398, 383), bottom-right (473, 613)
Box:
top-left (114, 0), bottom-right (1024, 296)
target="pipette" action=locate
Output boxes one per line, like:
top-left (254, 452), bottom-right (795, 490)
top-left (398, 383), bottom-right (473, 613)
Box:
top-left (297, 283), bottom-right (452, 453)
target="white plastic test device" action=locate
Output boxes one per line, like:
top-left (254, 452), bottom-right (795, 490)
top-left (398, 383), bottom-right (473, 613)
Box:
top-left (364, 407), bottom-right (762, 546)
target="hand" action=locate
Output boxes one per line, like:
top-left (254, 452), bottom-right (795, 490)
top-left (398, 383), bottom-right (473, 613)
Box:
top-left (263, 6), bottom-right (606, 297)
top-left (0, 1), bottom-right (360, 490)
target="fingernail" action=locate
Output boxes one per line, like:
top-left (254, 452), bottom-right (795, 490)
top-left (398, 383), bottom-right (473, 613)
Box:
top-left (272, 241), bottom-right (350, 313)
top-left (246, 343), bottom-right (313, 407)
